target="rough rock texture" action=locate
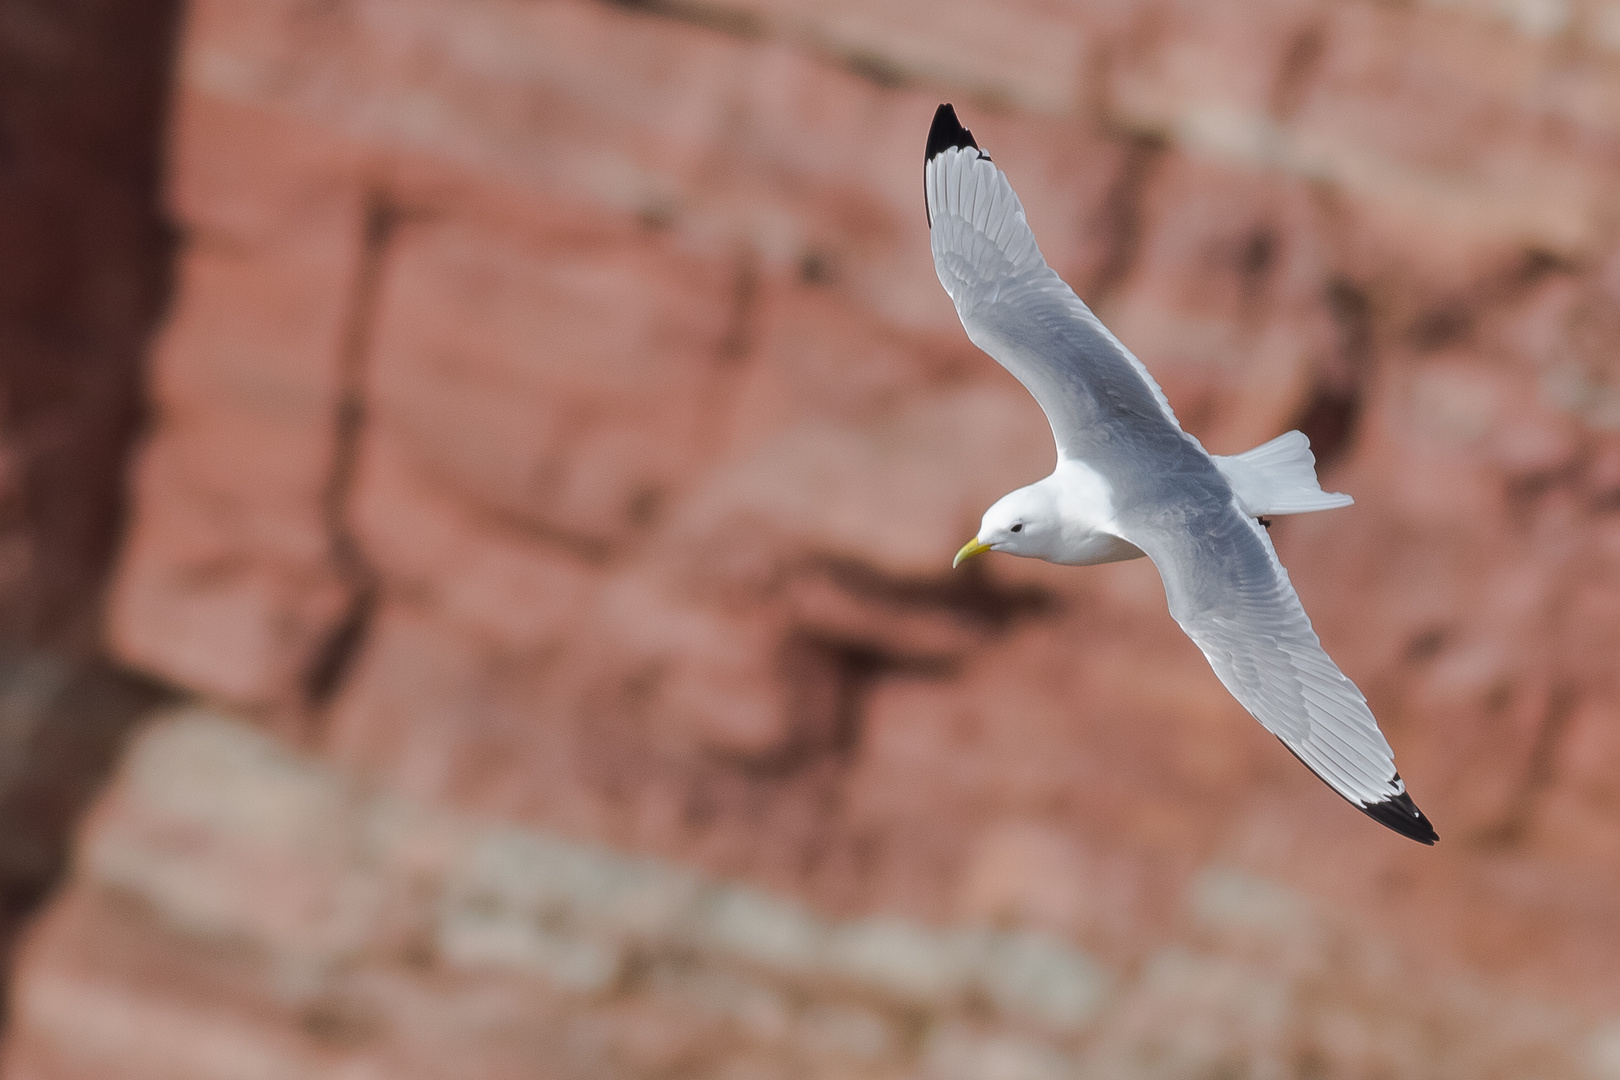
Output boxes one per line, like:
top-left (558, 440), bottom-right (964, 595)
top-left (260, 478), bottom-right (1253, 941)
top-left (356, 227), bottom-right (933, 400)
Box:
top-left (24, 0), bottom-right (1620, 1074)
top-left (8, 710), bottom-right (1611, 1080)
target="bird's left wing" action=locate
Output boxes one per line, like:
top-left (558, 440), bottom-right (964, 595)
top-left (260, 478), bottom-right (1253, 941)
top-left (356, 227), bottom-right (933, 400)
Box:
top-left (1116, 496), bottom-right (1438, 844)
top-left (924, 103), bottom-right (1186, 462)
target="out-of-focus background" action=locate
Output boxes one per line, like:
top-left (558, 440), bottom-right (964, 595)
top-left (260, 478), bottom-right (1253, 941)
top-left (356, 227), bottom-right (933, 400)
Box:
top-left (2, 0), bottom-right (1620, 1076)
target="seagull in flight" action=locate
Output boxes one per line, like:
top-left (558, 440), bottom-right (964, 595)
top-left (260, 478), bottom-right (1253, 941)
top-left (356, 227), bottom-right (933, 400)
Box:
top-left (927, 104), bottom-right (1435, 843)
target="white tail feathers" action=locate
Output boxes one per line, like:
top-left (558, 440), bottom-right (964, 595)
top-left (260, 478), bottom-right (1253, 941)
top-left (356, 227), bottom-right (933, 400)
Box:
top-left (1213, 430), bottom-right (1354, 517)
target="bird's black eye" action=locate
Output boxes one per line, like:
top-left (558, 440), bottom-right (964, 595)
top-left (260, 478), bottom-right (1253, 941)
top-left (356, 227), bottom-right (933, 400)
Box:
top-left (1010, 523), bottom-right (1023, 533)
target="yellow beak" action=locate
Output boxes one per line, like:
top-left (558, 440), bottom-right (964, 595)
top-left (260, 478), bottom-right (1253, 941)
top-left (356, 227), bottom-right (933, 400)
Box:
top-left (953, 537), bottom-right (994, 568)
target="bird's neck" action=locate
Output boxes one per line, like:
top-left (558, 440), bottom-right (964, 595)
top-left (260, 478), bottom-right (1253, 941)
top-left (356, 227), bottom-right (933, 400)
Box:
top-left (1046, 459), bottom-right (1119, 531)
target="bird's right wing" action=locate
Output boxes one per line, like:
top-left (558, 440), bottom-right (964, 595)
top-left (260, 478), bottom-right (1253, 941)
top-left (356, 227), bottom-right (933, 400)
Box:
top-left (924, 104), bottom-right (1187, 461)
top-left (1116, 497), bottom-right (1437, 843)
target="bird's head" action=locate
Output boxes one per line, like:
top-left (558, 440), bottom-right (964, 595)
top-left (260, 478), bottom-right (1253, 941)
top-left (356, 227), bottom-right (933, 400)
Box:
top-left (954, 482), bottom-right (1061, 566)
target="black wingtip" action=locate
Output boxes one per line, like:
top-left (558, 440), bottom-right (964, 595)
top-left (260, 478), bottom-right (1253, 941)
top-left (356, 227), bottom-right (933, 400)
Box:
top-left (1359, 790), bottom-right (1439, 845)
top-left (927, 103), bottom-right (980, 162)
top-left (1276, 740), bottom-right (1438, 845)
top-left (925, 104), bottom-right (987, 225)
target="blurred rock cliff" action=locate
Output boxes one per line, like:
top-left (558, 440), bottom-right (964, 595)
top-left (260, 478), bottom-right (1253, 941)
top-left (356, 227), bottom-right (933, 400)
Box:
top-left (10, 0), bottom-right (1620, 1077)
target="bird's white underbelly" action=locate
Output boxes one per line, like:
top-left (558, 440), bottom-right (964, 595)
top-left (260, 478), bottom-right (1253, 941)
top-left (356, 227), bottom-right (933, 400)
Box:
top-left (1049, 459), bottom-right (1145, 566)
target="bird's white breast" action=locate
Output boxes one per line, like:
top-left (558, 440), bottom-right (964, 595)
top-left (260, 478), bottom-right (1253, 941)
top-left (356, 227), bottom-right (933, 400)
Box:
top-left (1048, 459), bottom-right (1144, 566)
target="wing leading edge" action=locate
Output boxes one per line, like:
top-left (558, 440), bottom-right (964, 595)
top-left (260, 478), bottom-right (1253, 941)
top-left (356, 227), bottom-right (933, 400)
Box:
top-left (924, 103), bottom-right (1186, 459)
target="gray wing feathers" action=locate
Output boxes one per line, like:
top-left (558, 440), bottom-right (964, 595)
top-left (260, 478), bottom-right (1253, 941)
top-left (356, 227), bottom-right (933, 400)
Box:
top-left (1123, 503), bottom-right (1403, 807)
top-left (925, 147), bottom-right (1183, 446)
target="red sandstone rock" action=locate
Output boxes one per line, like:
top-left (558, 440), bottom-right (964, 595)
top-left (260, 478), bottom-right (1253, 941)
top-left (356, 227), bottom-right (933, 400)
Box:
top-left (368, 215), bottom-right (740, 548)
top-left (351, 434), bottom-right (602, 654)
top-left (107, 453), bottom-right (350, 709)
top-left (49, 0), bottom-right (1620, 1075)
top-left (1098, 150), bottom-right (1340, 455)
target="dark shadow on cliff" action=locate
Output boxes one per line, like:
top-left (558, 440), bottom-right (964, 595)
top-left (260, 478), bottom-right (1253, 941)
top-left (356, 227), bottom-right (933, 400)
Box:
top-left (0, 0), bottom-right (183, 654)
top-left (0, 0), bottom-right (186, 1030)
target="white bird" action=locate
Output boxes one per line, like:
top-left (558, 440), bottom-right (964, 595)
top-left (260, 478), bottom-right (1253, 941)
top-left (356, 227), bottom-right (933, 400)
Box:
top-left (927, 104), bottom-right (1435, 843)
